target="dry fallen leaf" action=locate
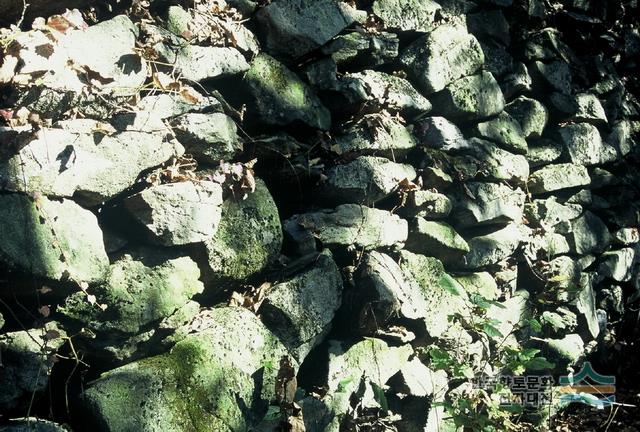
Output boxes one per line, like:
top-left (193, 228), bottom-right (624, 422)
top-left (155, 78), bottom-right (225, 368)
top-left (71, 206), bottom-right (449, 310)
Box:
top-left (38, 305), bottom-right (51, 317)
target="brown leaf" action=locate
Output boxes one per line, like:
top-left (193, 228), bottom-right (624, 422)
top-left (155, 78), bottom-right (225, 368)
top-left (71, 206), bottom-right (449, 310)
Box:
top-left (44, 329), bottom-right (61, 341)
top-left (34, 43), bottom-right (55, 59)
top-left (179, 87), bottom-right (202, 104)
top-left (38, 305), bottom-right (51, 317)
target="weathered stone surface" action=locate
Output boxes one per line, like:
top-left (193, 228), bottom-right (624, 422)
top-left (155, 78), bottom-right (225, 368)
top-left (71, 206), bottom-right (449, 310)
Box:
top-left (405, 218), bottom-right (470, 266)
top-left (401, 190), bottom-right (452, 219)
top-left (163, 45), bottom-right (249, 82)
top-left (480, 41), bottom-right (514, 79)
top-left (531, 60), bottom-right (572, 94)
top-left (82, 307), bottom-right (292, 432)
top-left (572, 93), bottom-right (608, 124)
top-left (454, 272), bottom-right (499, 300)
top-left (260, 252), bottom-right (342, 361)
top-left (60, 254), bottom-right (203, 347)
top-left (558, 123), bottom-right (617, 166)
top-left (170, 113), bottom-right (243, 163)
top-left (400, 23), bottom-right (484, 94)
top-left (284, 204), bottom-right (408, 253)
top-left (528, 163), bottom-right (591, 194)
top-left (524, 197), bottom-right (583, 229)
top-left (0, 323), bottom-right (67, 412)
top-left (527, 139), bottom-right (563, 168)
top-left (598, 248), bottom-right (636, 282)
top-left (322, 156), bottom-right (416, 205)
top-left (465, 224), bottom-right (522, 269)
top-left (534, 334), bottom-right (584, 372)
top-left (453, 182), bottom-right (525, 228)
top-left (0, 195), bottom-right (108, 284)
top-left (471, 112), bottom-right (528, 154)
top-left (613, 228), bottom-right (639, 245)
top-left (540, 308), bottom-right (578, 336)
top-left (501, 62), bottom-right (533, 100)
top-left (201, 179), bottom-right (282, 284)
top-left (321, 32), bottom-right (399, 68)
top-left (341, 70), bottom-right (432, 116)
top-left (256, 0), bottom-right (359, 59)
top-left (398, 250), bottom-right (469, 337)
top-left (430, 71), bottom-right (505, 121)
top-left (467, 9), bottom-right (510, 45)
top-left (0, 118), bottom-right (182, 205)
top-left (466, 138), bottom-right (530, 183)
top-left (244, 54), bottom-right (331, 130)
top-left (567, 211), bottom-right (611, 255)
top-left (372, 0), bottom-right (441, 32)
top-left (124, 181), bottom-right (223, 246)
top-left (331, 113), bottom-right (417, 155)
top-left (504, 96), bottom-right (549, 139)
top-left (414, 116), bottom-right (470, 151)
top-left (0, 418), bottom-right (69, 432)
top-left (137, 92), bottom-right (223, 120)
top-left (573, 273), bottom-right (600, 341)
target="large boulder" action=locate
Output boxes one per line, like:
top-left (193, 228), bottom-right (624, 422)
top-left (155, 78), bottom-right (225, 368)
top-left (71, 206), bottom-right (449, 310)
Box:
top-left (260, 252), bottom-right (343, 361)
top-left (400, 23), bottom-right (484, 94)
top-left (170, 113), bottom-right (243, 164)
top-left (372, 0), bottom-right (441, 32)
top-left (430, 71), bottom-right (505, 121)
top-left (464, 224), bottom-right (523, 269)
top-left (505, 96), bottom-right (549, 139)
top-left (558, 123), bottom-right (617, 166)
top-left (471, 112), bottom-right (528, 154)
top-left (200, 179), bottom-right (282, 285)
top-left (82, 307), bottom-right (293, 432)
top-left (158, 44), bottom-right (249, 82)
top-left (124, 181), bottom-right (224, 246)
top-left (528, 163), bottom-right (591, 194)
top-left (453, 182), bottom-right (526, 228)
top-left (566, 211), bottom-right (611, 255)
top-left (244, 54), bottom-right (331, 130)
top-left (331, 113), bottom-right (417, 156)
top-left (0, 120), bottom-right (183, 206)
top-left (0, 194), bottom-right (108, 284)
top-left (405, 218), bottom-right (470, 267)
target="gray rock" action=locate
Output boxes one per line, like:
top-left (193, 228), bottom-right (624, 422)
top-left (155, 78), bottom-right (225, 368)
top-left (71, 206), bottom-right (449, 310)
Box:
top-left (398, 250), bottom-right (469, 337)
top-left (372, 0), bottom-right (441, 32)
top-left (256, 0), bottom-right (360, 59)
top-left (414, 116), bottom-right (470, 151)
top-left (260, 252), bottom-right (343, 361)
top-left (405, 218), bottom-right (469, 266)
top-left (467, 9), bottom-right (510, 45)
top-left (573, 273), bottom-right (600, 341)
top-left (321, 32), bottom-right (399, 68)
top-left (0, 418), bottom-right (69, 432)
top-left (340, 70), bottom-right (432, 116)
top-left (0, 323), bottom-right (67, 412)
top-left (170, 113), bottom-right (243, 163)
top-left (163, 45), bottom-right (249, 82)
top-left (454, 182), bottom-right (525, 228)
top-left (558, 123), bottom-right (617, 166)
top-left (0, 195), bottom-right (108, 284)
top-left (82, 307), bottom-right (293, 432)
top-left (524, 197), bottom-right (583, 229)
top-left (607, 120), bottom-right (634, 156)
top-left (540, 308), bottom-right (578, 337)
top-left (332, 113), bottom-right (417, 156)
top-left (124, 181), bottom-right (224, 246)
top-left (598, 285), bottom-right (625, 317)
top-left (421, 166), bottom-right (454, 190)
top-left (486, 291), bottom-right (529, 343)
top-left (244, 54), bottom-right (331, 130)
top-left (589, 167), bottom-right (619, 189)
top-left (465, 224), bottom-right (522, 269)
top-left (567, 211), bottom-right (611, 255)
top-left (531, 60), bottom-right (572, 94)
top-left (137, 92), bottom-right (223, 120)
top-left (533, 334), bottom-right (584, 372)
top-left (480, 41), bottom-right (514, 79)
top-left (200, 179), bottom-right (282, 285)
top-left (501, 62), bottom-right (533, 100)
top-left (0, 120), bottom-right (183, 206)
top-left (504, 96), bottom-right (549, 139)
top-left (471, 112), bottom-right (528, 154)
top-left (401, 190), bottom-right (452, 219)
top-left (400, 23), bottom-right (484, 94)
top-left (528, 163), bottom-right (591, 194)
top-left (59, 254), bottom-right (204, 360)
top-left (572, 93), bottom-right (608, 124)
top-left (322, 156), bottom-right (416, 205)
top-left (526, 139), bottom-right (563, 168)
top-left (598, 248), bottom-right (636, 282)
top-left (284, 204), bottom-right (408, 253)
top-left (466, 138), bottom-right (530, 183)
top-left (613, 228), bottom-right (639, 245)
top-left (430, 71), bottom-right (505, 121)
top-left (454, 272), bottom-right (499, 300)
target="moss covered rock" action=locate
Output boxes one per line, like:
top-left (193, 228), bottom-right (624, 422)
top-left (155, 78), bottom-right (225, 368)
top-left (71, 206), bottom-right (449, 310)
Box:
top-left (82, 307), bottom-right (292, 432)
top-left (200, 179), bottom-right (282, 285)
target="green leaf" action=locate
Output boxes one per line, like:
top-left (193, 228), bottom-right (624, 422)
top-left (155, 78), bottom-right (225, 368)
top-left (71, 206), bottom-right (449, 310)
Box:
top-left (527, 318), bottom-right (542, 333)
top-left (263, 406), bottom-right (281, 422)
top-left (371, 382), bottom-right (389, 413)
top-left (440, 273), bottom-right (464, 297)
top-left (526, 357), bottom-right (555, 371)
top-left (520, 348), bottom-right (541, 359)
top-left (482, 323), bottom-right (504, 339)
top-left (337, 377), bottom-right (354, 392)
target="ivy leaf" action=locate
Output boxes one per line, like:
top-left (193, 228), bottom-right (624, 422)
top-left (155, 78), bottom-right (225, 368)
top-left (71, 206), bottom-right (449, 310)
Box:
top-left (439, 273), bottom-right (464, 297)
top-left (482, 323), bottom-right (504, 339)
top-left (526, 357), bottom-right (555, 371)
